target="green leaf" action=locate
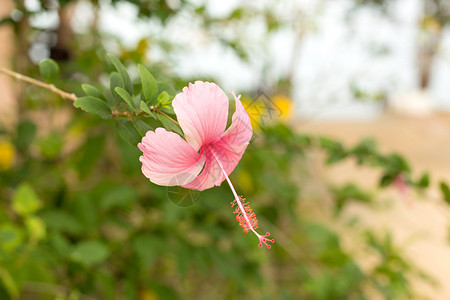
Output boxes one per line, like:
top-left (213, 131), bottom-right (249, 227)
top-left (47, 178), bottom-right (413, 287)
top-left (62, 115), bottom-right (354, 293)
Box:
top-left (82, 84), bottom-right (104, 99)
top-left (41, 210), bottom-right (83, 234)
top-left (440, 182), bottom-right (450, 205)
top-left (38, 132), bottom-right (64, 159)
top-left (39, 58), bottom-right (59, 83)
top-left (147, 282), bottom-right (180, 300)
top-left (75, 134), bottom-right (106, 178)
top-left (132, 233), bottom-right (161, 268)
top-left (109, 72), bottom-right (122, 106)
top-left (12, 183), bottom-right (41, 216)
top-left (157, 81), bottom-right (177, 98)
top-left (0, 224), bottom-right (23, 252)
top-left (140, 101), bottom-right (155, 118)
top-left (132, 119), bottom-right (154, 137)
top-left (116, 120), bottom-right (142, 146)
top-left (14, 120), bottom-right (36, 151)
top-left (25, 216), bottom-right (46, 240)
top-left (157, 91), bottom-right (170, 105)
top-left (49, 232), bottom-right (72, 257)
top-left (0, 268), bottom-right (19, 299)
top-left (132, 95), bottom-right (141, 109)
top-left (72, 195), bottom-right (98, 233)
top-left (158, 114), bottom-right (183, 136)
top-left (417, 173), bottom-right (430, 188)
top-left (332, 183), bottom-right (371, 213)
top-left (138, 64), bottom-right (158, 102)
top-left (107, 53), bottom-right (133, 95)
top-left (74, 96), bottom-right (112, 119)
top-left (70, 240), bottom-right (110, 267)
top-left (379, 174), bottom-right (394, 187)
top-left (115, 87), bottom-right (136, 111)
top-left (100, 186), bottom-right (137, 211)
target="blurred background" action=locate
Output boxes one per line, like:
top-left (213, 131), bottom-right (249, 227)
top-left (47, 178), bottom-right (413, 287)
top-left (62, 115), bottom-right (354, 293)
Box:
top-left (1, 0), bottom-right (450, 299)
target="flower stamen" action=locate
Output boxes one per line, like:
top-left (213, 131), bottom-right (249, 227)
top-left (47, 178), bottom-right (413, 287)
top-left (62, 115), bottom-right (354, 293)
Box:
top-left (211, 150), bottom-right (274, 249)
top-left (231, 196), bottom-right (258, 233)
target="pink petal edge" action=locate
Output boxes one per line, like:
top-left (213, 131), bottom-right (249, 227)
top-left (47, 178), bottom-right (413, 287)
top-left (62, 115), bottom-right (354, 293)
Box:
top-left (182, 91), bottom-right (253, 191)
top-left (138, 128), bottom-right (205, 186)
top-left (172, 81), bottom-right (229, 151)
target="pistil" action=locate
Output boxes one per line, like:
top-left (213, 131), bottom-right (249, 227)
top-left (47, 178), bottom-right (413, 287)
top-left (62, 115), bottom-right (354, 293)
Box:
top-left (211, 150), bottom-right (274, 248)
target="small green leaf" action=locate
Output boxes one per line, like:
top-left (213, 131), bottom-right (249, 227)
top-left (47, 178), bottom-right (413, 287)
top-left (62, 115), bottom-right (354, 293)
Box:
top-left (100, 186), bottom-right (137, 211)
top-left (132, 119), bottom-right (154, 136)
top-left (140, 101), bottom-right (155, 117)
top-left (14, 120), bottom-right (36, 151)
top-left (115, 87), bottom-right (136, 111)
top-left (0, 224), bottom-right (23, 252)
top-left (157, 91), bottom-right (170, 105)
top-left (12, 183), bottom-right (41, 216)
top-left (440, 182), bottom-right (450, 205)
top-left (379, 174), bottom-right (394, 187)
top-left (132, 95), bottom-right (141, 109)
top-left (0, 267), bottom-right (19, 299)
top-left (41, 210), bottom-right (83, 234)
top-left (38, 132), bottom-right (64, 159)
top-left (158, 114), bottom-right (183, 136)
top-left (107, 53), bottom-right (133, 95)
top-left (74, 96), bottom-right (112, 119)
top-left (49, 232), bottom-right (72, 257)
top-left (25, 216), bottom-right (46, 240)
top-left (138, 64), bottom-right (158, 102)
top-left (157, 81), bottom-right (177, 98)
top-left (417, 173), bottom-right (430, 188)
top-left (82, 84), bottom-right (104, 99)
top-left (116, 120), bottom-right (142, 146)
top-left (75, 134), bottom-right (106, 178)
top-left (132, 233), bottom-right (161, 268)
top-left (109, 72), bottom-right (122, 106)
top-left (39, 58), bottom-right (59, 83)
top-left (70, 240), bottom-right (109, 267)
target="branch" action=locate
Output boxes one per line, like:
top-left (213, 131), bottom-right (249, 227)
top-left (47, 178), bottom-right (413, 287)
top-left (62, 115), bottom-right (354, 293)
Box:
top-left (112, 108), bottom-right (179, 126)
top-left (0, 67), bottom-right (78, 102)
top-left (0, 67), bottom-right (180, 127)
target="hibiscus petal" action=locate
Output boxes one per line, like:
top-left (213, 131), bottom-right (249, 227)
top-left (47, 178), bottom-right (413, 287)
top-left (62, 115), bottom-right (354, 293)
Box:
top-left (173, 81), bottom-right (229, 151)
top-left (138, 128), bottom-right (205, 186)
top-left (219, 92), bottom-right (253, 149)
top-left (181, 146), bottom-right (222, 191)
top-left (182, 93), bottom-right (253, 191)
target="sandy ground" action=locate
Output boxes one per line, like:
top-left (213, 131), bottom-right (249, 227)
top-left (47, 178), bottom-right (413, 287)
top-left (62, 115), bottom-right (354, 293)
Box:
top-left (297, 113), bottom-right (450, 299)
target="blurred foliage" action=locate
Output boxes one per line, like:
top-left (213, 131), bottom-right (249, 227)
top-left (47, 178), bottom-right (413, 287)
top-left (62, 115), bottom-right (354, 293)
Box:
top-left (0, 107), bottom-right (437, 299)
top-left (0, 0), bottom-right (448, 299)
top-left (352, 0), bottom-right (450, 25)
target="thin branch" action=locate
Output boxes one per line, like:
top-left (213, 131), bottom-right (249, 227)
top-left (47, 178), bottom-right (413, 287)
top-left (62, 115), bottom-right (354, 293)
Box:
top-left (0, 67), bottom-right (78, 102)
top-left (112, 108), bottom-right (180, 126)
top-left (0, 67), bottom-right (180, 127)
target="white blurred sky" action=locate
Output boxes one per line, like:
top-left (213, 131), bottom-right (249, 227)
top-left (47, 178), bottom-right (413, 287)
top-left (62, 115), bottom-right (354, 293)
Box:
top-left (28, 0), bottom-right (450, 117)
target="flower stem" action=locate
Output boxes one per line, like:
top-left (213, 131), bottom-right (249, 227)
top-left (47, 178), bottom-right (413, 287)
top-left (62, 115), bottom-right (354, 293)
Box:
top-left (0, 67), bottom-right (78, 102)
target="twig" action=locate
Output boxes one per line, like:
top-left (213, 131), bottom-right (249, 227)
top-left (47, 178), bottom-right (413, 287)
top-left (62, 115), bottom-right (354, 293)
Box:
top-left (0, 67), bottom-right (78, 102)
top-left (112, 108), bottom-right (179, 126)
top-left (0, 67), bottom-right (180, 127)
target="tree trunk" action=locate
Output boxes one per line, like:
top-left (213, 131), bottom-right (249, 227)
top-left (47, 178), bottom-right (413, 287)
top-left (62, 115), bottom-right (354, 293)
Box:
top-left (0, 0), bottom-right (18, 129)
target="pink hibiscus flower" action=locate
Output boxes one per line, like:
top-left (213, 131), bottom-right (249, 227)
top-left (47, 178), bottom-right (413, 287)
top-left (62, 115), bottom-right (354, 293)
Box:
top-left (138, 81), bottom-right (274, 248)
